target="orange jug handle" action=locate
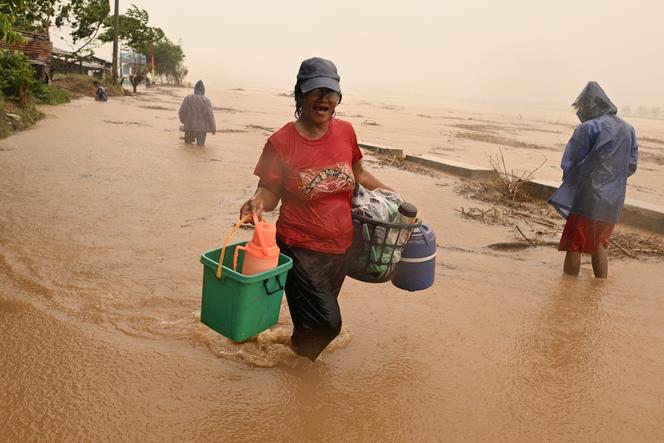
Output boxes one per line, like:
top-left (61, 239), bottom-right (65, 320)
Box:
top-left (232, 245), bottom-right (246, 273)
top-left (216, 213), bottom-right (252, 279)
top-left (252, 212), bottom-right (270, 255)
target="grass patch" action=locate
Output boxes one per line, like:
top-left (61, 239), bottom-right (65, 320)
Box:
top-left (51, 74), bottom-right (95, 97)
top-left (0, 95), bottom-right (45, 139)
top-left (32, 83), bottom-right (71, 105)
top-left (51, 74), bottom-right (125, 98)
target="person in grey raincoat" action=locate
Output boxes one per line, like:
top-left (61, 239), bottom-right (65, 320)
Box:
top-left (549, 81), bottom-right (638, 278)
top-left (178, 80), bottom-right (216, 146)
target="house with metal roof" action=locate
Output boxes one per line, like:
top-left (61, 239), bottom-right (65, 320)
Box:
top-left (51, 47), bottom-right (112, 80)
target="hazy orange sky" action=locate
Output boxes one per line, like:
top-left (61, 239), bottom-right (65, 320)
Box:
top-left (53, 0), bottom-right (664, 107)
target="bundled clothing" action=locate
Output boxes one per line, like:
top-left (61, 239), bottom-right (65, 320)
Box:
top-left (254, 118), bottom-right (363, 360)
top-left (178, 80), bottom-right (216, 146)
top-left (549, 82), bottom-right (638, 252)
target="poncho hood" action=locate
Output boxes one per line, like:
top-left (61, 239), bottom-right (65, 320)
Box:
top-left (194, 80), bottom-right (205, 96)
top-left (572, 81), bottom-right (617, 122)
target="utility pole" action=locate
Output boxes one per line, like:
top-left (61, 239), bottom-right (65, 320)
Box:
top-left (111, 0), bottom-right (120, 84)
top-left (151, 43), bottom-right (155, 82)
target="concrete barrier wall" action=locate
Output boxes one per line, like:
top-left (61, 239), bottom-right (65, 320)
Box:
top-left (357, 143), bottom-right (403, 158)
top-left (405, 155), bottom-right (496, 181)
top-left (620, 199), bottom-right (664, 234)
top-left (359, 142), bottom-right (664, 234)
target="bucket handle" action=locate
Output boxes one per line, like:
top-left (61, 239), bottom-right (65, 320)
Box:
top-left (263, 275), bottom-right (284, 296)
top-left (216, 213), bottom-right (253, 279)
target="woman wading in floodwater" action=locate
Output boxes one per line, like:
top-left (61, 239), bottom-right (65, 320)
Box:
top-left (240, 57), bottom-right (392, 361)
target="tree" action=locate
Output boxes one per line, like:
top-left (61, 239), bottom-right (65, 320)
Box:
top-left (67, 0), bottom-right (110, 43)
top-left (174, 64), bottom-right (188, 87)
top-left (15, 0), bottom-right (110, 50)
top-left (145, 38), bottom-right (187, 85)
top-left (98, 4), bottom-right (164, 54)
top-left (111, 0), bottom-right (117, 83)
top-left (128, 66), bottom-right (147, 93)
top-left (98, 5), bottom-right (164, 88)
top-left (0, 0), bottom-right (26, 43)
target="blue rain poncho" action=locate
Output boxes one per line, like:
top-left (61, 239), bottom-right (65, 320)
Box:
top-left (178, 80), bottom-right (216, 133)
top-left (549, 82), bottom-right (638, 224)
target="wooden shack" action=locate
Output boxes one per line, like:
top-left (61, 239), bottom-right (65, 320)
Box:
top-left (2, 30), bottom-right (53, 82)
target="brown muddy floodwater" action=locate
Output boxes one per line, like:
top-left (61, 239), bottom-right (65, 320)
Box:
top-left (1, 88), bottom-right (664, 441)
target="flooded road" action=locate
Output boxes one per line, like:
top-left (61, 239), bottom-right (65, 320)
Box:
top-left (1, 88), bottom-right (663, 441)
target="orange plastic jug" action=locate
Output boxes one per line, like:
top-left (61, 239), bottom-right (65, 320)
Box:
top-left (233, 214), bottom-right (280, 275)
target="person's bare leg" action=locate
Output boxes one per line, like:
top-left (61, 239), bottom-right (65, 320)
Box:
top-left (564, 251), bottom-right (581, 276)
top-left (591, 245), bottom-right (608, 278)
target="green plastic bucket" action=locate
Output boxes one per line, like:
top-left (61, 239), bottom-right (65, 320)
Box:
top-left (200, 241), bottom-right (293, 342)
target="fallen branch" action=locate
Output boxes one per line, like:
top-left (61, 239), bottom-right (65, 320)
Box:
top-left (610, 238), bottom-right (637, 258)
top-left (515, 225), bottom-right (536, 247)
top-left (454, 155), bottom-right (664, 260)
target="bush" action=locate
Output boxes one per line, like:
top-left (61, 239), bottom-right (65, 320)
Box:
top-left (0, 50), bottom-right (35, 104)
top-left (31, 83), bottom-right (71, 104)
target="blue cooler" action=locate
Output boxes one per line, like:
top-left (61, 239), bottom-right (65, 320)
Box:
top-left (391, 224), bottom-right (436, 291)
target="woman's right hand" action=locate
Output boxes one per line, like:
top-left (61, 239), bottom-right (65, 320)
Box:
top-left (240, 197), bottom-right (264, 223)
top-left (239, 186), bottom-right (280, 223)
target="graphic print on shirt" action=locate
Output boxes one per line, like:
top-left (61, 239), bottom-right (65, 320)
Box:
top-left (296, 162), bottom-right (355, 200)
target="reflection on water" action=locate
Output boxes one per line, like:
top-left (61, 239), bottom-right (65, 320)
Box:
top-left (514, 278), bottom-right (607, 434)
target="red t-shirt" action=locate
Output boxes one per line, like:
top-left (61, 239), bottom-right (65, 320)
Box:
top-left (254, 118), bottom-right (363, 253)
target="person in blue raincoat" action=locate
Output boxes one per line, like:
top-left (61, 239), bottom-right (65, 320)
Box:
top-left (549, 81), bottom-right (638, 278)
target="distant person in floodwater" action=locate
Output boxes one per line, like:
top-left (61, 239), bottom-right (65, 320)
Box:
top-left (178, 80), bottom-right (216, 147)
top-left (93, 81), bottom-right (108, 102)
top-left (549, 81), bottom-right (638, 278)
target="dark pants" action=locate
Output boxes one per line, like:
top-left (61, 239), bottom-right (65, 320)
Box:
top-left (277, 239), bottom-right (350, 361)
top-left (184, 131), bottom-right (207, 146)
